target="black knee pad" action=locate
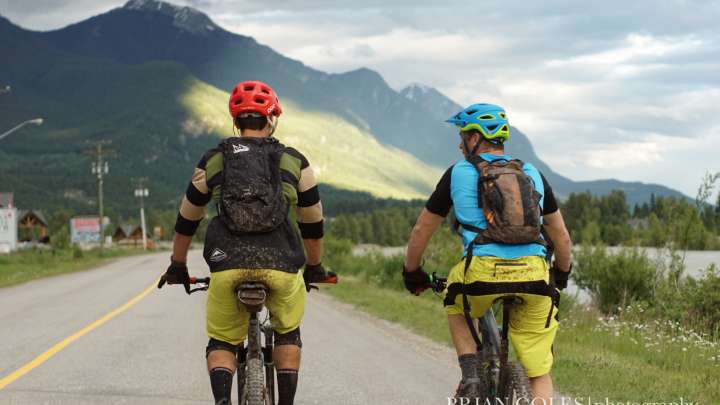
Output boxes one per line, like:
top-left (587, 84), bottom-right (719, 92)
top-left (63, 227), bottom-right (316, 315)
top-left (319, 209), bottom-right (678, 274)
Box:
top-left (206, 338), bottom-right (238, 358)
top-left (274, 327), bottom-right (302, 348)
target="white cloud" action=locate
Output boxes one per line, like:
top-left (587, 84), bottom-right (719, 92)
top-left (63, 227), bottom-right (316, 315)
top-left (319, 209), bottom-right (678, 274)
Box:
top-left (546, 34), bottom-right (704, 68)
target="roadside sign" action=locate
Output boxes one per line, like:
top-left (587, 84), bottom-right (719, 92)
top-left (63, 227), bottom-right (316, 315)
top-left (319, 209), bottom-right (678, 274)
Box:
top-left (0, 208), bottom-right (18, 253)
top-left (70, 216), bottom-right (101, 244)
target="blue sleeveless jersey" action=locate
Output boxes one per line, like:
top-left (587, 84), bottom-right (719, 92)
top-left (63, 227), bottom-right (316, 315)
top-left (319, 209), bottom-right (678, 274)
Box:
top-left (451, 153), bottom-right (547, 259)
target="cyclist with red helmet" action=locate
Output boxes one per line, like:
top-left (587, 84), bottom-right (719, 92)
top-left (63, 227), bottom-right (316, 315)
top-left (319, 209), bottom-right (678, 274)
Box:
top-left (160, 80), bottom-right (331, 405)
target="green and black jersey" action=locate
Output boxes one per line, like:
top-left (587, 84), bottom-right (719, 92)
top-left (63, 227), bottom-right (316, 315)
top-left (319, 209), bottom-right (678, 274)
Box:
top-left (174, 139), bottom-right (323, 273)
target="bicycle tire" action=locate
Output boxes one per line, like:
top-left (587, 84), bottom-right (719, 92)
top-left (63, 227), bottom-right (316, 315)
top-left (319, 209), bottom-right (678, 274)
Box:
top-left (499, 361), bottom-right (533, 404)
top-left (244, 358), bottom-right (266, 405)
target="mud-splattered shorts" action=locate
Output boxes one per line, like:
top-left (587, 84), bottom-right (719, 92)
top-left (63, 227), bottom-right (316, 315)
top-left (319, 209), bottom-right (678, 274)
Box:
top-left (443, 256), bottom-right (558, 377)
top-left (206, 268), bottom-right (306, 345)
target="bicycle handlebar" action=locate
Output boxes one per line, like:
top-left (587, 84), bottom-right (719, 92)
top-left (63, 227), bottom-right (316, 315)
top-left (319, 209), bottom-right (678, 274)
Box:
top-left (428, 272), bottom-right (447, 293)
top-left (159, 273), bottom-right (338, 295)
top-left (190, 276), bottom-right (210, 285)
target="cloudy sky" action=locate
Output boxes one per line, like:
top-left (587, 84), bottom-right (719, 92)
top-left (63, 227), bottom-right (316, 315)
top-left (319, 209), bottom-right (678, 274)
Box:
top-left (1, 0), bottom-right (719, 198)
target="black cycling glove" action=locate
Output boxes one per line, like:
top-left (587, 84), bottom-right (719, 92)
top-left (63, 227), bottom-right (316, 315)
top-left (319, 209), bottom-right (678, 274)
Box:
top-left (158, 257), bottom-right (190, 291)
top-left (402, 266), bottom-right (431, 295)
top-left (303, 263), bottom-right (328, 284)
top-left (551, 263), bottom-right (572, 290)
top-left (303, 263), bottom-right (338, 292)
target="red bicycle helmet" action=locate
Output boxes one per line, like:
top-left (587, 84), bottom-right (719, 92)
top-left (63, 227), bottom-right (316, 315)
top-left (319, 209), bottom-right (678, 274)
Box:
top-left (228, 80), bottom-right (283, 119)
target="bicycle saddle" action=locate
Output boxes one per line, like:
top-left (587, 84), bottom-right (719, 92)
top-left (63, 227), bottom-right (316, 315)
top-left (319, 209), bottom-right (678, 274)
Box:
top-left (496, 295), bottom-right (525, 305)
top-left (236, 282), bottom-right (268, 308)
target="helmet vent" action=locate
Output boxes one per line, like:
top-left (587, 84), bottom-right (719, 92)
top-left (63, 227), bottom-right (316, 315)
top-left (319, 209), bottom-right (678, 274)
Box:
top-left (255, 97), bottom-right (266, 104)
top-left (486, 124), bottom-right (498, 131)
top-left (234, 98), bottom-right (242, 105)
top-left (466, 109), bottom-right (477, 115)
top-left (260, 87), bottom-right (271, 94)
top-left (244, 84), bottom-right (255, 91)
top-left (479, 114), bottom-right (494, 120)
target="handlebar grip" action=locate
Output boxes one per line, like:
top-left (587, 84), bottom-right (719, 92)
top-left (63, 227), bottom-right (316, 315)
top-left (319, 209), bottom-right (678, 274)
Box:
top-left (157, 276), bottom-right (166, 289)
top-left (323, 274), bottom-right (338, 284)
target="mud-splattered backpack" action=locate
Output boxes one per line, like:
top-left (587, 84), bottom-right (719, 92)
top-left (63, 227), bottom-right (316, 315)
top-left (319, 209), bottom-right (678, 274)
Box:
top-left (217, 136), bottom-right (287, 234)
top-left (459, 155), bottom-right (545, 245)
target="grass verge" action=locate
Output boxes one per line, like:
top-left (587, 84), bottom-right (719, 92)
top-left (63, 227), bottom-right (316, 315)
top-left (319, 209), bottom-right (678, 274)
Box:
top-left (0, 247), bottom-right (154, 288)
top-left (324, 276), bottom-right (719, 403)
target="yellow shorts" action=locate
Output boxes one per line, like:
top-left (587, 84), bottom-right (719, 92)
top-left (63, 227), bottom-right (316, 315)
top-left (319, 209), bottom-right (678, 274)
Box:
top-left (206, 269), bottom-right (306, 345)
top-left (444, 256), bottom-right (558, 377)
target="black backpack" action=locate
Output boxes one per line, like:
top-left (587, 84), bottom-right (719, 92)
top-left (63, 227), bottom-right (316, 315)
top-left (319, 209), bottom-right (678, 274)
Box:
top-left (217, 136), bottom-right (287, 234)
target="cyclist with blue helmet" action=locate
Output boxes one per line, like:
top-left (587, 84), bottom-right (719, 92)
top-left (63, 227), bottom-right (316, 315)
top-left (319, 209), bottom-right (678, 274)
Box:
top-left (402, 103), bottom-right (573, 402)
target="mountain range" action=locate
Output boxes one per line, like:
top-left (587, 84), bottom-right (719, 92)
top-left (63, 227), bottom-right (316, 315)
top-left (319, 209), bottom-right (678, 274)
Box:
top-left (0, 0), bottom-right (687, 217)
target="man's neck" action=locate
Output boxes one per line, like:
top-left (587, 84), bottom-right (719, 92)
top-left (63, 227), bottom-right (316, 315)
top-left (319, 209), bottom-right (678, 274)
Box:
top-left (475, 147), bottom-right (504, 156)
top-left (240, 129), bottom-right (269, 138)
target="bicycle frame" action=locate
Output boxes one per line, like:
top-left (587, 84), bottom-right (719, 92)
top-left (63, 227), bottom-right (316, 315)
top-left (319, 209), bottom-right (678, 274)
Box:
top-left (236, 283), bottom-right (275, 405)
top-left (478, 308), bottom-right (502, 396)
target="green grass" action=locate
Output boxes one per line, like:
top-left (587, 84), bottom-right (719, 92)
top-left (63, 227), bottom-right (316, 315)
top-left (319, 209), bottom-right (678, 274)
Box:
top-left (553, 306), bottom-right (719, 403)
top-left (0, 247), bottom-right (151, 288)
top-left (324, 277), bottom-right (719, 403)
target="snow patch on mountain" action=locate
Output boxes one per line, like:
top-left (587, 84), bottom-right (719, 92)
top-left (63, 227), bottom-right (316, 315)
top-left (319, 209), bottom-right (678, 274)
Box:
top-left (123, 0), bottom-right (218, 35)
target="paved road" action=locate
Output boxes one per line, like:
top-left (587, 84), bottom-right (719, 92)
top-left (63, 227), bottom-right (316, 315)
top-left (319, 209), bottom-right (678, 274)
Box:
top-left (0, 251), bottom-right (460, 404)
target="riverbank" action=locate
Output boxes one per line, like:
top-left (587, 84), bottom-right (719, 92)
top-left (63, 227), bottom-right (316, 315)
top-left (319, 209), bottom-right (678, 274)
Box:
top-left (352, 244), bottom-right (720, 278)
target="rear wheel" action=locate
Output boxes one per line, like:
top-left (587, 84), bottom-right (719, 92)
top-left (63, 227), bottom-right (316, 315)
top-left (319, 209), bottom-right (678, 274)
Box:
top-left (499, 361), bottom-right (533, 404)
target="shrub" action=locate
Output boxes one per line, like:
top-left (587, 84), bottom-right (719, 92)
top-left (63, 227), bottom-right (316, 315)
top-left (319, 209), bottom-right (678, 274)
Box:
top-left (72, 244), bottom-right (84, 259)
top-left (688, 264), bottom-right (720, 337)
top-left (573, 245), bottom-right (659, 313)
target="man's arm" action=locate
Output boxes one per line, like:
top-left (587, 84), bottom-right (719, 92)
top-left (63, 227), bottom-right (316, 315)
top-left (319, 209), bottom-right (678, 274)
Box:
top-left (172, 233), bottom-right (193, 263)
top-left (171, 155), bottom-right (214, 263)
top-left (293, 153), bottom-right (324, 265)
top-left (303, 239), bottom-right (322, 266)
top-left (404, 166), bottom-right (454, 272)
top-left (543, 210), bottom-right (572, 272)
top-left (537, 171), bottom-right (572, 272)
top-left (404, 208), bottom-right (445, 271)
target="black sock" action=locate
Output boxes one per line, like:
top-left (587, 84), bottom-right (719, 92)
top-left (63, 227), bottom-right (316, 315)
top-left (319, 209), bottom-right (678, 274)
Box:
top-left (209, 367), bottom-right (234, 405)
top-left (276, 368), bottom-right (299, 405)
top-left (458, 353), bottom-right (479, 381)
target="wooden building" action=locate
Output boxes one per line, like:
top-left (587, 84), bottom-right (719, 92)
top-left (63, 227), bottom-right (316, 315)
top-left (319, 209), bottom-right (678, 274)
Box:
top-left (17, 210), bottom-right (49, 243)
top-left (113, 224), bottom-right (153, 247)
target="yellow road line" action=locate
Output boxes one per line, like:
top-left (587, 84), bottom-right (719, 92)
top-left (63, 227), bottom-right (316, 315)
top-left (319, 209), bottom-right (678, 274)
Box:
top-left (0, 280), bottom-right (158, 390)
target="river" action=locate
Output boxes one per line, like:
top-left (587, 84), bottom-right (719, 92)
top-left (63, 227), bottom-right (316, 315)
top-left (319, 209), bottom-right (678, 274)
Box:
top-left (351, 244), bottom-right (720, 303)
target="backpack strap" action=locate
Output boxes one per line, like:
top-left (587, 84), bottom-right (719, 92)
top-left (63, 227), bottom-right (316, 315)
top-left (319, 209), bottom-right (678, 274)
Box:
top-left (461, 241), bottom-right (483, 351)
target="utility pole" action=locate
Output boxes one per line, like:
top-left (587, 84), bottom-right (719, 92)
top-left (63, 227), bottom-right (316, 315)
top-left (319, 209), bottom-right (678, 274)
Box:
top-left (87, 141), bottom-right (113, 252)
top-left (133, 178), bottom-right (149, 250)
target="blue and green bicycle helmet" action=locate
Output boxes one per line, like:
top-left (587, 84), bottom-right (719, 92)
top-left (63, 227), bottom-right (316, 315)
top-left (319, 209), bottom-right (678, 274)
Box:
top-left (446, 103), bottom-right (510, 143)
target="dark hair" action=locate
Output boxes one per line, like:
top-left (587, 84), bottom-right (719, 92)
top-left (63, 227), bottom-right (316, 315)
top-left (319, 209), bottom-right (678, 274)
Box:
top-left (235, 115), bottom-right (268, 131)
top-left (461, 129), bottom-right (504, 151)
